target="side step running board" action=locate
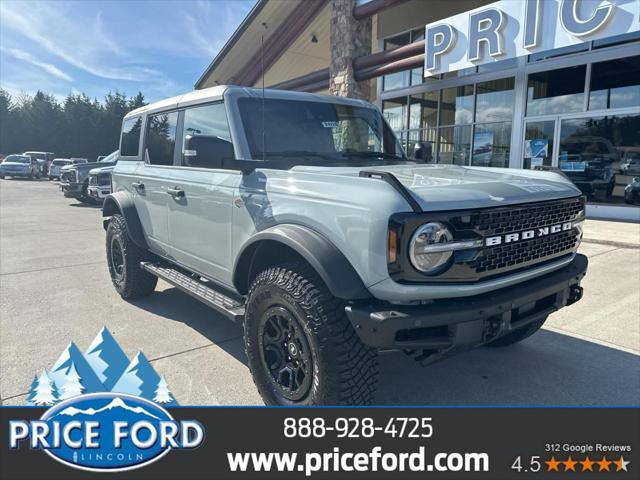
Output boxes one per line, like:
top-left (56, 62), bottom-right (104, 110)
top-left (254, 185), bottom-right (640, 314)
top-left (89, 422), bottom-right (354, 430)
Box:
top-left (140, 262), bottom-right (245, 323)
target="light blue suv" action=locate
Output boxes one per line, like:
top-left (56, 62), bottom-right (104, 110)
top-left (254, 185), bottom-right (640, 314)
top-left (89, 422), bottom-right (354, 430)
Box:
top-left (103, 86), bottom-right (588, 405)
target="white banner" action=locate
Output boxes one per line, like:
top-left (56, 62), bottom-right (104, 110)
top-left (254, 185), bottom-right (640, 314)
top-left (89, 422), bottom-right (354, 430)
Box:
top-left (424, 0), bottom-right (640, 77)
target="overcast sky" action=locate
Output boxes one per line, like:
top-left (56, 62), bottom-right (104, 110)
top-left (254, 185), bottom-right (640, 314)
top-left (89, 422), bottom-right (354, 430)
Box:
top-left (0, 0), bottom-right (256, 103)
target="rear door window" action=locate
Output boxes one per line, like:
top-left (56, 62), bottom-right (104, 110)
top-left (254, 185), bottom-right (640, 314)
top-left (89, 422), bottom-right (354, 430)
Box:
top-left (146, 111), bottom-right (179, 166)
top-left (120, 117), bottom-right (142, 157)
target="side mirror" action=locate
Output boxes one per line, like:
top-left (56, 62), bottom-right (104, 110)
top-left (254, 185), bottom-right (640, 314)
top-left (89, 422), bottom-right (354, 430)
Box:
top-left (184, 135), bottom-right (234, 169)
top-left (413, 141), bottom-right (433, 163)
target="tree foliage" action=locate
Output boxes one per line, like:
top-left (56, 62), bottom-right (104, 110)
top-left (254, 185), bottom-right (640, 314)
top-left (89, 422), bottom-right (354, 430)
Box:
top-left (0, 89), bottom-right (147, 160)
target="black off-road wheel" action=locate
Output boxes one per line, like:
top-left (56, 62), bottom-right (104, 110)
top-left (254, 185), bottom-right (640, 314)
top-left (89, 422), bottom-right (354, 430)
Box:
top-left (244, 262), bottom-right (379, 406)
top-left (106, 214), bottom-right (157, 299)
top-left (485, 316), bottom-right (548, 348)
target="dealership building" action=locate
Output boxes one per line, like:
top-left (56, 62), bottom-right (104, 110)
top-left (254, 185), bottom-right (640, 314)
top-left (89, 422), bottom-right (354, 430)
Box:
top-left (196, 0), bottom-right (640, 221)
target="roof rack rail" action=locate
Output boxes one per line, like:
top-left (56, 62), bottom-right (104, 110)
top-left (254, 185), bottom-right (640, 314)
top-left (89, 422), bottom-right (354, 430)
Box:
top-left (359, 170), bottom-right (422, 213)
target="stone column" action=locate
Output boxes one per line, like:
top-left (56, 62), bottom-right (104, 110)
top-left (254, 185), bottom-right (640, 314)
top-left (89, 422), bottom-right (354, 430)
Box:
top-left (329, 0), bottom-right (372, 99)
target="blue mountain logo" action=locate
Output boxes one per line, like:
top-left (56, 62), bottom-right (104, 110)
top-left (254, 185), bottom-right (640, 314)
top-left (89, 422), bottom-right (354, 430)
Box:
top-left (10, 393), bottom-right (203, 472)
top-left (26, 327), bottom-right (177, 407)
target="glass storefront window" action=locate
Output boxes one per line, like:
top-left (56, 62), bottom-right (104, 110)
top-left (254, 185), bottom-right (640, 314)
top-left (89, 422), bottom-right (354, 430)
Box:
top-left (523, 120), bottom-right (555, 170)
top-left (440, 85), bottom-right (474, 126)
top-left (406, 128), bottom-right (437, 161)
top-left (558, 114), bottom-right (640, 207)
top-left (475, 78), bottom-right (514, 123)
top-left (438, 125), bottom-right (471, 165)
top-left (472, 122), bottom-right (512, 168)
top-left (409, 91), bottom-right (438, 130)
top-left (382, 98), bottom-right (407, 131)
top-left (383, 32), bottom-right (411, 91)
top-left (589, 56), bottom-right (640, 111)
top-left (528, 43), bottom-right (589, 62)
top-left (527, 65), bottom-right (586, 116)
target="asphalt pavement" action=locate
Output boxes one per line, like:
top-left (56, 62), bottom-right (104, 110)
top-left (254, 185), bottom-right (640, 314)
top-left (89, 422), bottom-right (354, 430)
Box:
top-left (1, 178), bottom-right (639, 405)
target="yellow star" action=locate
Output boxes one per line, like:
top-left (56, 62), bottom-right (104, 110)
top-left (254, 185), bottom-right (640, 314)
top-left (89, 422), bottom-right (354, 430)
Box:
top-left (563, 456), bottom-right (577, 472)
top-left (546, 456), bottom-right (561, 472)
top-left (614, 456), bottom-right (630, 472)
top-left (597, 456), bottom-right (612, 472)
top-left (580, 456), bottom-right (595, 472)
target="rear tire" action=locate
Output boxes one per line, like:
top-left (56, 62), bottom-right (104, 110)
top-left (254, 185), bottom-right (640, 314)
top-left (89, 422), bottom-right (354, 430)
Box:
top-left (485, 316), bottom-right (547, 347)
top-left (244, 262), bottom-right (379, 405)
top-left (106, 214), bottom-right (157, 299)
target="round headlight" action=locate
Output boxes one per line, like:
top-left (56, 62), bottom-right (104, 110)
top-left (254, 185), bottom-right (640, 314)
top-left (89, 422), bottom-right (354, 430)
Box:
top-left (409, 222), bottom-right (454, 274)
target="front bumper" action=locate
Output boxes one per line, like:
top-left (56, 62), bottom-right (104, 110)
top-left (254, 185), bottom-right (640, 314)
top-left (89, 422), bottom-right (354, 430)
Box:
top-left (88, 185), bottom-right (111, 200)
top-left (346, 253), bottom-right (587, 352)
top-left (1, 170), bottom-right (31, 177)
top-left (60, 182), bottom-right (82, 198)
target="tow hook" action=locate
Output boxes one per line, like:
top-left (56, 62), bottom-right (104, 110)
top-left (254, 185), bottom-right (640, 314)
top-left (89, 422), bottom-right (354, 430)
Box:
top-left (567, 285), bottom-right (584, 306)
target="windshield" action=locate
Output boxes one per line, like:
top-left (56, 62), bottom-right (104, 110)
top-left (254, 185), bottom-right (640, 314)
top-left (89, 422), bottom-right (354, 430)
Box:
top-left (238, 98), bottom-right (404, 164)
top-left (100, 150), bottom-right (119, 163)
top-left (52, 159), bottom-right (70, 166)
top-left (5, 155), bottom-right (30, 163)
top-left (24, 152), bottom-right (45, 160)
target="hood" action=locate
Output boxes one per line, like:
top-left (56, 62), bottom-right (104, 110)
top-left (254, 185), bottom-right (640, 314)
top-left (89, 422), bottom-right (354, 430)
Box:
top-left (89, 165), bottom-right (115, 175)
top-left (289, 164), bottom-right (582, 211)
top-left (1, 161), bottom-right (30, 167)
top-left (75, 161), bottom-right (116, 172)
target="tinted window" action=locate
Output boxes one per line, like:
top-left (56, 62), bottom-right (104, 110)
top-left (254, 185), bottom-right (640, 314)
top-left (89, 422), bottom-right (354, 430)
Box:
top-left (527, 65), bottom-right (586, 116)
top-left (181, 103), bottom-right (233, 169)
top-left (146, 111), bottom-right (179, 166)
top-left (589, 56), bottom-right (640, 111)
top-left (120, 117), bottom-right (142, 157)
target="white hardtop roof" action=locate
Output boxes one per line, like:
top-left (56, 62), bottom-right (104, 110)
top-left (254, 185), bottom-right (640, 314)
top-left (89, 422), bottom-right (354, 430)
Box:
top-left (124, 85), bottom-right (373, 119)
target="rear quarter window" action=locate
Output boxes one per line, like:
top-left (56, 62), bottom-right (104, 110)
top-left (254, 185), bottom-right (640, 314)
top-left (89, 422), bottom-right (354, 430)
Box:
top-left (120, 117), bottom-right (142, 157)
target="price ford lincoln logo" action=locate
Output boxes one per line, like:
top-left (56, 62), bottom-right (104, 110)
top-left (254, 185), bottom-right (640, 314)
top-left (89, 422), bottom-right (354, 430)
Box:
top-left (9, 393), bottom-right (204, 472)
top-left (485, 221), bottom-right (577, 247)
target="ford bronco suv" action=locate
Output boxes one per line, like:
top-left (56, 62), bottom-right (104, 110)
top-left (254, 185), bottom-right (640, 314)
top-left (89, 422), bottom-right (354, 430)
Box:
top-left (103, 86), bottom-right (587, 406)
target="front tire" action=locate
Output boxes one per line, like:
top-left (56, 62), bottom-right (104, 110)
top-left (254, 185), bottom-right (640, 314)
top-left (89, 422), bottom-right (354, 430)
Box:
top-left (244, 262), bottom-right (378, 405)
top-left (485, 316), bottom-right (547, 348)
top-left (106, 214), bottom-right (157, 299)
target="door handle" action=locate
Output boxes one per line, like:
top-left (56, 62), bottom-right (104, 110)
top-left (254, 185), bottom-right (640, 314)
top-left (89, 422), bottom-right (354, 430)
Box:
top-left (131, 181), bottom-right (144, 191)
top-left (167, 187), bottom-right (185, 199)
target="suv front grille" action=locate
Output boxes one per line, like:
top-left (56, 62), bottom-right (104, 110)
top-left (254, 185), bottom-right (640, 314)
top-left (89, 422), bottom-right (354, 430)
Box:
top-left (474, 230), bottom-right (579, 273)
top-left (472, 197), bottom-right (583, 235)
top-left (61, 170), bottom-right (77, 183)
top-left (464, 197), bottom-right (584, 274)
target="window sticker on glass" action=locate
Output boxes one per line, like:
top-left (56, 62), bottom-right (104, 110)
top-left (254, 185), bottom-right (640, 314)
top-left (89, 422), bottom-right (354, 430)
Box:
top-left (321, 121), bottom-right (339, 128)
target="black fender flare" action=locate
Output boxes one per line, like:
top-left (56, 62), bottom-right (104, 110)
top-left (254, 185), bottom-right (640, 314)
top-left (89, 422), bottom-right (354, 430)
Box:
top-left (102, 191), bottom-right (148, 249)
top-left (233, 224), bottom-right (371, 300)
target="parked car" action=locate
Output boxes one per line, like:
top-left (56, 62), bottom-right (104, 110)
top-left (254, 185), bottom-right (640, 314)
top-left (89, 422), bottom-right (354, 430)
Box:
top-left (624, 178), bottom-right (640, 205)
top-left (23, 151), bottom-right (55, 177)
top-left (620, 152), bottom-right (640, 176)
top-left (103, 86), bottom-right (588, 406)
top-left (60, 150), bottom-right (118, 204)
top-left (0, 154), bottom-right (41, 179)
top-left (88, 159), bottom-right (118, 202)
top-left (48, 158), bottom-right (72, 180)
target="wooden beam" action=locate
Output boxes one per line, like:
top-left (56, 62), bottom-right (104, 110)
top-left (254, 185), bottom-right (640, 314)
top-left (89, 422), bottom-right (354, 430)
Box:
top-left (236, 0), bottom-right (329, 87)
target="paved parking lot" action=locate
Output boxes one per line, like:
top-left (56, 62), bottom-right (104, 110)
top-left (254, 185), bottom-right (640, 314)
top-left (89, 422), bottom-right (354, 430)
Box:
top-left (1, 178), bottom-right (639, 405)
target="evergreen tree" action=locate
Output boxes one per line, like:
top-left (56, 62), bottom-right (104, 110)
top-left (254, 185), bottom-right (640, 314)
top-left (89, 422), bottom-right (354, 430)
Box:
top-left (153, 376), bottom-right (174, 404)
top-left (58, 362), bottom-right (85, 400)
top-left (32, 369), bottom-right (58, 406)
top-left (26, 373), bottom-right (39, 405)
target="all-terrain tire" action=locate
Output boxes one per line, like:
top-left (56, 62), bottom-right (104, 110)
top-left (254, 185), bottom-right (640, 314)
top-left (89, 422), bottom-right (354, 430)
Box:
top-left (485, 316), bottom-right (548, 347)
top-left (244, 262), bottom-right (379, 406)
top-left (106, 213), bottom-right (157, 299)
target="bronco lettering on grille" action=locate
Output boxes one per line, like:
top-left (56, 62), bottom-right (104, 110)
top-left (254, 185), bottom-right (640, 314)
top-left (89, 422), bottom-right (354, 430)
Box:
top-left (485, 222), bottom-right (573, 247)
